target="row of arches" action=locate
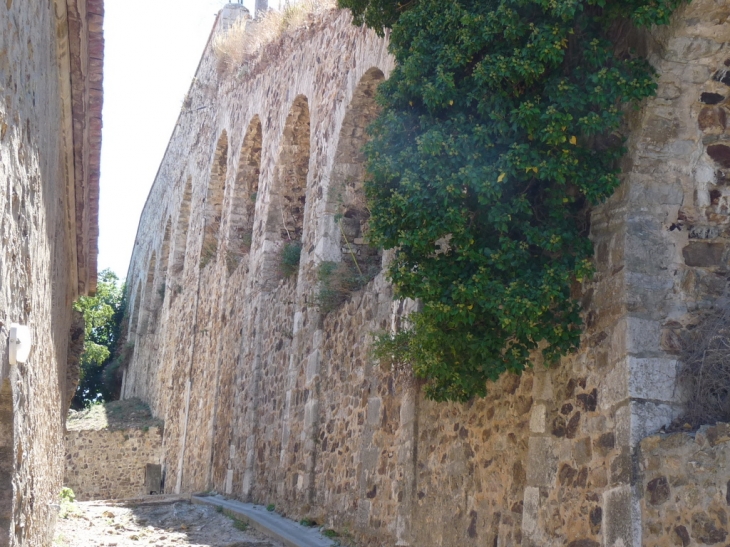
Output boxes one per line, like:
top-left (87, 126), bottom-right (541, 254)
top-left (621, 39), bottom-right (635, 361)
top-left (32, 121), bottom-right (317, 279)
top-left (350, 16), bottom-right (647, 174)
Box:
top-left (129, 67), bottom-right (386, 341)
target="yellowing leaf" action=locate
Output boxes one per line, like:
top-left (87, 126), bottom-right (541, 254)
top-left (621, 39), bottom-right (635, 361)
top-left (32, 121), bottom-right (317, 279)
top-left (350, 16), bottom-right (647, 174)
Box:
top-left (449, 100), bottom-right (454, 106)
top-left (569, 135), bottom-right (577, 145)
top-left (497, 173), bottom-right (506, 182)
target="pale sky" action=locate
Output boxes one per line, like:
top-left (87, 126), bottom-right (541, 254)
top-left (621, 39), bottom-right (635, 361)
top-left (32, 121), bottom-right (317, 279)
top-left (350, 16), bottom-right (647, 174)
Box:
top-left (98, 0), bottom-right (257, 279)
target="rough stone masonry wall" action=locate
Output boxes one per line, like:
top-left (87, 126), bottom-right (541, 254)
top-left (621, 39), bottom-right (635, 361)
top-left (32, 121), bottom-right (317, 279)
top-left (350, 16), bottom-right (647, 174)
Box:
top-left (122, 3), bottom-right (730, 546)
top-left (0, 0), bottom-right (102, 545)
top-left (640, 426), bottom-right (730, 547)
top-left (65, 427), bottom-right (164, 501)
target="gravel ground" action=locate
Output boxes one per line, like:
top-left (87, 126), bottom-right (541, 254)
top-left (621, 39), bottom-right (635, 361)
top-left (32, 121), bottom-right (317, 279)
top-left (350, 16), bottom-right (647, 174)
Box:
top-left (53, 499), bottom-right (284, 547)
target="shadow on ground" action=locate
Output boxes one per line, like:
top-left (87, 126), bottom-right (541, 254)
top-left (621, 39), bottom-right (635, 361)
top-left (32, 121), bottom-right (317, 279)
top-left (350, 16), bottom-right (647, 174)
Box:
top-left (53, 499), bottom-right (282, 547)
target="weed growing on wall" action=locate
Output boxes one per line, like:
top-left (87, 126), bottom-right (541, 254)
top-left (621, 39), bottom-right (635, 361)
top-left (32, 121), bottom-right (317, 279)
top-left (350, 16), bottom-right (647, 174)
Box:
top-left (339, 0), bottom-right (686, 401)
top-left (676, 299), bottom-right (730, 430)
top-left (199, 240), bottom-right (218, 269)
top-left (213, 0), bottom-right (336, 75)
top-left (279, 241), bottom-right (302, 277)
top-left (316, 258), bottom-right (377, 313)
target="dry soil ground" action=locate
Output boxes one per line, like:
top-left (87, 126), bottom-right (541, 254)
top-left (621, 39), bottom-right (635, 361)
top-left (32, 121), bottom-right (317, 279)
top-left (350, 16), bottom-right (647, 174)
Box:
top-left (53, 499), bottom-right (285, 547)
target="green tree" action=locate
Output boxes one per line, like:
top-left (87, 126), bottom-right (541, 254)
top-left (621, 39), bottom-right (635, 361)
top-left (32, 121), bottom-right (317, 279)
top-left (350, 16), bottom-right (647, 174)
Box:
top-left (338, 0), bottom-right (410, 34)
top-left (340, 0), bottom-right (685, 401)
top-left (72, 269), bottom-right (126, 408)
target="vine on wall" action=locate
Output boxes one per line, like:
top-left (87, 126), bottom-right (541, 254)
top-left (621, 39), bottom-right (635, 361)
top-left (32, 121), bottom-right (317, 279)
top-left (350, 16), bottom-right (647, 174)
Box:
top-left (338, 0), bottom-right (686, 401)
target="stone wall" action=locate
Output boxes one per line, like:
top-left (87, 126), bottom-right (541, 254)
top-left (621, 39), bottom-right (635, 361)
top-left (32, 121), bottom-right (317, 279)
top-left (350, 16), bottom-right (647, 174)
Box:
top-left (122, 2), bottom-right (730, 546)
top-left (0, 0), bottom-right (102, 545)
top-left (65, 427), bottom-right (164, 501)
top-left (641, 425), bottom-right (730, 547)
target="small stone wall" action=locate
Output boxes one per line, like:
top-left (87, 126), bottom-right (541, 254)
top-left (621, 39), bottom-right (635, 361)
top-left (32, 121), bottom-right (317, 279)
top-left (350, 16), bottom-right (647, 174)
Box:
top-left (641, 424), bottom-right (730, 547)
top-left (65, 426), bottom-right (164, 501)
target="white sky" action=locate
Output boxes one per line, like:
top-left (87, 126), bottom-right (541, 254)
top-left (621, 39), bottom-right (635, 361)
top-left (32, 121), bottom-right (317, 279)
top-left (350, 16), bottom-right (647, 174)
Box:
top-left (98, 0), bottom-right (257, 280)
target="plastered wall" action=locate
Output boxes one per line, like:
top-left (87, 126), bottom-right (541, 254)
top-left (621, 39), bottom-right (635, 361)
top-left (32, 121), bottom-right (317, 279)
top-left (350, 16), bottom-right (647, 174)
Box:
top-left (122, 3), bottom-right (730, 545)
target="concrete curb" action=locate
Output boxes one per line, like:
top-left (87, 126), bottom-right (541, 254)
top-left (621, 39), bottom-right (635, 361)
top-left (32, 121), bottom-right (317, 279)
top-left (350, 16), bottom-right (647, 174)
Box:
top-left (191, 495), bottom-right (336, 547)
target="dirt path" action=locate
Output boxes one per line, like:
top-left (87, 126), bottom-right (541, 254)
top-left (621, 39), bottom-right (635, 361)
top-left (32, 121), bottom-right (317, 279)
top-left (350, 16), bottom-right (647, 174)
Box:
top-left (53, 499), bottom-right (285, 547)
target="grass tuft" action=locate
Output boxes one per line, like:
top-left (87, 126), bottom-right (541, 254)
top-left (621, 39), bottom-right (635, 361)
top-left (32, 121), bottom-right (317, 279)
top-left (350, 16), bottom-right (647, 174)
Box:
top-left (213, 0), bottom-right (336, 76)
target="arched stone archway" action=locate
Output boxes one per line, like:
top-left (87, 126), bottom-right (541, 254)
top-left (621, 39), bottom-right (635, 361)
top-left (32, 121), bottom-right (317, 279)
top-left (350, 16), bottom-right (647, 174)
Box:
top-left (262, 96), bottom-right (310, 284)
top-left (227, 117), bottom-right (262, 275)
top-left (318, 68), bottom-right (384, 310)
top-left (170, 177), bottom-right (193, 301)
top-left (128, 280), bottom-right (142, 340)
top-left (160, 217), bottom-right (172, 287)
top-left (201, 132), bottom-right (229, 269)
top-left (138, 252), bottom-right (157, 336)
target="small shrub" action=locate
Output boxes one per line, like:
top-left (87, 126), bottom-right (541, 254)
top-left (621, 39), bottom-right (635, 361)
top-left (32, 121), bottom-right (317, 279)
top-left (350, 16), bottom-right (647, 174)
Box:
top-left (300, 518), bottom-right (317, 527)
top-left (240, 230), bottom-right (253, 249)
top-left (675, 299), bottom-right (730, 430)
top-left (322, 529), bottom-right (339, 538)
top-left (60, 487), bottom-right (75, 503)
top-left (199, 240), bottom-right (217, 269)
top-left (316, 259), bottom-right (377, 314)
top-left (266, 503), bottom-right (276, 512)
top-left (232, 518), bottom-right (249, 531)
top-left (58, 487), bottom-right (78, 519)
top-left (279, 242), bottom-right (302, 278)
top-left (222, 509), bottom-right (250, 531)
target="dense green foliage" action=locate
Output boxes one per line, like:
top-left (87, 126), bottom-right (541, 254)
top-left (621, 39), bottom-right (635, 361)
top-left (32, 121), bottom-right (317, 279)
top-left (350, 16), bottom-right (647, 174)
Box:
top-left (339, 0), bottom-right (685, 401)
top-left (72, 269), bottom-right (126, 408)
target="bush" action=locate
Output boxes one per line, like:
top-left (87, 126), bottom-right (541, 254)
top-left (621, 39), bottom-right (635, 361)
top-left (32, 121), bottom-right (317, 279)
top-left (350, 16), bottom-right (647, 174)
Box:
top-left (279, 241), bottom-right (302, 278)
top-left (339, 0), bottom-right (685, 401)
top-left (676, 300), bottom-right (730, 430)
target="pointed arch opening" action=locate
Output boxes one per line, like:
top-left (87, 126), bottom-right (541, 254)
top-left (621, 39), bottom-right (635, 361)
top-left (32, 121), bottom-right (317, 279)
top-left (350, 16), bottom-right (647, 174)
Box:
top-left (264, 96), bottom-right (310, 281)
top-left (227, 117), bottom-right (262, 275)
top-left (128, 281), bottom-right (142, 339)
top-left (138, 251), bottom-right (157, 336)
top-left (170, 178), bottom-right (193, 301)
top-left (201, 131), bottom-right (229, 269)
top-left (318, 68), bottom-right (385, 312)
top-left (159, 218), bottom-right (172, 296)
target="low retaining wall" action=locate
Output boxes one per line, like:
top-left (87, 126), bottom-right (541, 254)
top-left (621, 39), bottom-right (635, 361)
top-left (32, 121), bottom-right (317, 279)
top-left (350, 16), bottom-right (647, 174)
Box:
top-left (65, 425), bottom-right (164, 501)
